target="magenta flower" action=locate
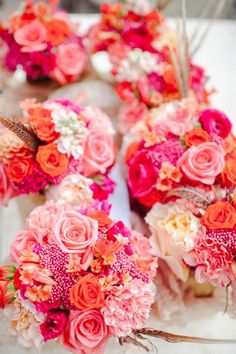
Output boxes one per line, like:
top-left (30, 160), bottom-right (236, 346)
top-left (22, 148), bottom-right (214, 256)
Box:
top-left (199, 108), bottom-right (232, 139)
top-left (40, 310), bottom-right (67, 342)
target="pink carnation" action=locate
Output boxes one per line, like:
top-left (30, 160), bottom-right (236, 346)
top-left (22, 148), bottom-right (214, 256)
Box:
top-left (40, 311), bottom-right (67, 342)
top-left (102, 279), bottom-right (154, 337)
top-left (118, 103), bottom-right (148, 134)
top-left (26, 201), bottom-right (74, 242)
top-left (184, 237), bottom-right (234, 287)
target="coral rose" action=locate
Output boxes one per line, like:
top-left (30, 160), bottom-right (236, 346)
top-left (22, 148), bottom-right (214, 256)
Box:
top-left (59, 309), bottom-right (110, 354)
top-left (70, 274), bottom-right (104, 310)
top-left (199, 109), bottom-right (232, 139)
top-left (50, 210), bottom-right (98, 254)
top-left (46, 18), bottom-right (71, 46)
top-left (28, 107), bottom-right (59, 143)
top-left (14, 20), bottom-right (47, 52)
top-left (36, 143), bottom-right (69, 177)
top-left (185, 127), bottom-right (211, 147)
top-left (6, 155), bottom-right (32, 183)
top-left (10, 229), bottom-right (38, 264)
top-left (178, 142), bottom-right (225, 185)
top-left (0, 163), bottom-right (17, 206)
top-left (201, 201), bottom-right (236, 230)
top-left (221, 157), bottom-right (236, 186)
top-left (82, 133), bottom-right (115, 177)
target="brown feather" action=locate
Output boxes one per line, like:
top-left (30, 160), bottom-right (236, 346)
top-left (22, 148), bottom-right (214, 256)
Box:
top-left (0, 115), bottom-right (41, 152)
top-left (133, 328), bottom-right (236, 345)
top-left (165, 186), bottom-right (213, 209)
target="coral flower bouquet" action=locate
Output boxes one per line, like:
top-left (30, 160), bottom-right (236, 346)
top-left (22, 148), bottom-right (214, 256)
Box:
top-left (0, 0), bottom-right (87, 84)
top-left (0, 200), bottom-right (157, 353)
top-left (0, 98), bottom-right (116, 206)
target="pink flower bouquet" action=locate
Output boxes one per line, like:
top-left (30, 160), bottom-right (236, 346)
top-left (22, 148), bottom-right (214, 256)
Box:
top-left (87, 0), bottom-right (209, 132)
top-left (0, 0), bottom-right (87, 84)
top-left (123, 96), bottom-right (235, 209)
top-left (0, 99), bottom-right (116, 206)
top-left (0, 200), bottom-right (157, 353)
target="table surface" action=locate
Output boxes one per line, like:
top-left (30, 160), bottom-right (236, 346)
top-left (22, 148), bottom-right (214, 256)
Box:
top-left (0, 14), bottom-right (236, 354)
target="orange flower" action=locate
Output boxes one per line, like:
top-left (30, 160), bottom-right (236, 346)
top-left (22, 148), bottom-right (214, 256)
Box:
top-left (125, 142), bottom-right (139, 163)
top-left (6, 155), bottom-right (32, 183)
top-left (36, 143), bottom-right (69, 177)
top-left (201, 201), bottom-right (236, 230)
top-left (28, 107), bottom-right (59, 143)
top-left (185, 127), bottom-right (211, 147)
top-left (221, 157), bottom-right (236, 186)
top-left (224, 132), bottom-right (236, 158)
top-left (46, 18), bottom-right (71, 46)
top-left (70, 274), bottom-right (104, 310)
top-left (87, 210), bottom-right (113, 230)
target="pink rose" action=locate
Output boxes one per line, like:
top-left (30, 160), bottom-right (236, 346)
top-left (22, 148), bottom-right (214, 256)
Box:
top-left (59, 309), bottom-right (110, 354)
top-left (50, 210), bottom-right (98, 254)
top-left (53, 43), bottom-right (87, 85)
top-left (10, 229), bottom-right (38, 264)
top-left (81, 133), bottom-right (115, 177)
top-left (14, 20), bottom-right (47, 52)
top-left (0, 163), bottom-right (17, 206)
top-left (178, 142), bottom-right (225, 185)
top-left (199, 109), bottom-right (232, 139)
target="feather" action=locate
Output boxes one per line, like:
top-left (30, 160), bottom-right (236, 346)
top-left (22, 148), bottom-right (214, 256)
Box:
top-left (133, 328), bottom-right (236, 345)
top-left (165, 186), bottom-right (213, 209)
top-left (0, 115), bottom-right (41, 152)
top-left (157, 0), bottom-right (170, 11)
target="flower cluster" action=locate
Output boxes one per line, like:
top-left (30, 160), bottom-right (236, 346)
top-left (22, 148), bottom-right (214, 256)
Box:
top-left (87, 1), bottom-right (209, 133)
top-left (123, 96), bottom-right (235, 209)
top-left (0, 99), bottom-right (116, 205)
top-left (0, 0), bottom-right (87, 84)
top-left (0, 201), bottom-right (157, 353)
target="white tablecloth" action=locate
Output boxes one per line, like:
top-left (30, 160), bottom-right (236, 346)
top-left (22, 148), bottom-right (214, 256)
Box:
top-left (1, 14), bottom-right (236, 354)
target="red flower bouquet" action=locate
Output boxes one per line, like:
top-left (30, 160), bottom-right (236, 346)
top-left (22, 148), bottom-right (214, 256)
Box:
top-left (0, 0), bottom-right (87, 84)
top-left (0, 200), bottom-right (157, 353)
top-left (0, 99), bottom-right (116, 206)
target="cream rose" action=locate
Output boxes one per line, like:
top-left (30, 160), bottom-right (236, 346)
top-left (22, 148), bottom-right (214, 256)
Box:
top-left (146, 202), bottom-right (200, 281)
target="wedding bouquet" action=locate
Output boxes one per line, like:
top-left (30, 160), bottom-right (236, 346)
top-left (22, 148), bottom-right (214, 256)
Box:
top-left (122, 96), bottom-right (235, 209)
top-left (0, 0), bottom-right (87, 84)
top-left (87, 1), bottom-right (209, 134)
top-left (0, 200), bottom-right (157, 353)
top-left (0, 99), bottom-right (116, 206)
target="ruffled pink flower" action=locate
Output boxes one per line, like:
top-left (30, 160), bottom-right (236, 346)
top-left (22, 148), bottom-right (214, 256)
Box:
top-left (40, 310), bottom-right (67, 342)
top-left (59, 309), bottom-right (110, 354)
top-left (118, 103), bottom-right (148, 134)
top-left (52, 43), bottom-right (87, 85)
top-left (10, 229), bottom-right (38, 264)
top-left (184, 237), bottom-right (234, 287)
top-left (102, 279), bottom-right (154, 337)
top-left (178, 142), bottom-right (225, 185)
top-left (26, 201), bottom-right (74, 242)
top-left (199, 109), bottom-right (232, 139)
top-left (0, 162), bottom-right (17, 206)
top-left (90, 175), bottom-right (115, 201)
top-left (14, 20), bottom-right (47, 52)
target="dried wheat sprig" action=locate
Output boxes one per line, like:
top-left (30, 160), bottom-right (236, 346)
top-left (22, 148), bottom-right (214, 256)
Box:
top-left (190, 0), bottom-right (227, 56)
top-left (133, 328), bottom-right (236, 345)
top-left (167, 42), bottom-right (185, 98)
top-left (0, 115), bottom-right (41, 152)
top-left (181, 0), bottom-right (189, 96)
top-left (157, 0), bottom-right (170, 11)
top-left (189, 0), bottom-right (214, 45)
